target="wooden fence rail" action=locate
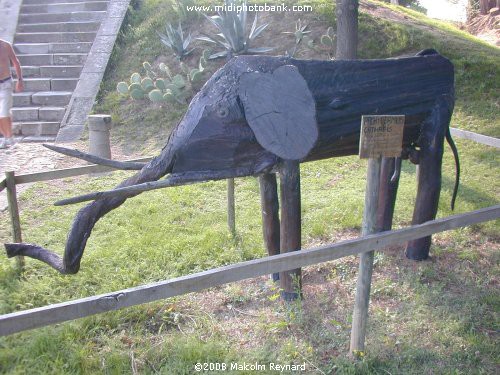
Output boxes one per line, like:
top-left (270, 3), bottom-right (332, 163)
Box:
top-left (0, 157), bottom-right (153, 192)
top-left (1, 204), bottom-right (498, 337)
top-left (450, 128), bottom-right (500, 148)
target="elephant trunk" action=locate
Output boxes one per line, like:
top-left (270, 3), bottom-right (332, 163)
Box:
top-left (4, 145), bottom-right (176, 274)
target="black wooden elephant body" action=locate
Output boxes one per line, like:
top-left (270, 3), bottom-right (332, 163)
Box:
top-left (5, 50), bottom-right (459, 274)
top-left (169, 51), bottom-right (454, 174)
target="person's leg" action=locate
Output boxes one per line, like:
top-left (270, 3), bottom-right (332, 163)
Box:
top-left (0, 117), bottom-right (12, 137)
top-left (0, 85), bottom-right (14, 146)
top-left (0, 116), bottom-right (9, 137)
top-left (0, 118), bottom-right (9, 148)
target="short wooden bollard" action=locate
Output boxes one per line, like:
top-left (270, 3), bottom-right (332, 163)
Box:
top-left (5, 171), bottom-right (24, 271)
top-left (88, 114), bottom-right (112, 160)
top-left (227, 178), bottom-right (235, 234)
top-left (259, 173), bottom-right (280, 281)
top-left (279, 160), bottom-right (302, 301)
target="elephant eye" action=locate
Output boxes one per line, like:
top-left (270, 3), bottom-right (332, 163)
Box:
top-left (217, 106), bottom-right (229, 118)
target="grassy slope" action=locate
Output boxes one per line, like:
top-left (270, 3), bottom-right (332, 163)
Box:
top-left (0, 0), bottom-right (498, 373)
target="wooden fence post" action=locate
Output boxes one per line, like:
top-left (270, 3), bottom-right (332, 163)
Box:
top-left (5, 171), bottom-right (24, 271)
top-left (259, 173), bottom-right (280, 281)
top-left (350, 156), bottom-right (382, 355)
top-left (227, 178), bottom-right (235, 234)
top-left (351, 115), bottom-right (404, 354)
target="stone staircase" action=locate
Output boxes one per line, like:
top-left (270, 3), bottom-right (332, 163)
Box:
top-left (11, 0), bottom-right (110, 141)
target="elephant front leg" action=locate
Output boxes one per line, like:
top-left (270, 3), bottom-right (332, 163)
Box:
top-left (259, 173), bottom-right (280, 282)
top-left (377, 157), bottom-right (401, 232)
top-left (279, 160), bottom-right (302, 301)
top-left (406, 95), bottom-right (453, 260)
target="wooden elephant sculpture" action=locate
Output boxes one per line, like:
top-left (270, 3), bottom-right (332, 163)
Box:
top-left (6, 50), bottom-right (459, 299)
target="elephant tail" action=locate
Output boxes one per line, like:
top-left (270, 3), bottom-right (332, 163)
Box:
top-left (4, 150), bottom-right (175, 274)
top-left (446, 127), bottom-right (460, 210)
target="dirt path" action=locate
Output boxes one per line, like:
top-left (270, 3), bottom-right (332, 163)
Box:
top-left (0, 143), bottom-right (71, 211)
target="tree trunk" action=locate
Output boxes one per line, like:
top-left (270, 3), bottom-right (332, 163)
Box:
top-left (335, 0), bottom-right (359, 59)
top-left (480, 0), bottom-right (489, 14)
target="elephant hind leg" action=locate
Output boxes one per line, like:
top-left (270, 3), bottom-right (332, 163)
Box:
top-left (406, 95), bottom-right (453, 260)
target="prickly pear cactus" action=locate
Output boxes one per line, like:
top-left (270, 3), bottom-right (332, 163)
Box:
top-left (130, 72), bottom-right (141, 84)
top-left (148, 89), bottom-right (165, 102)
top-left (141, 77), bottom-right (154, 91)
top-left (116, 58), bottom-right (211, 103)
top-left (130, 87), bottom-right (145, 100)
top-left (116, 81), bottom-right (129, 94)
top-left (155, 78), bottom-right (166, 90)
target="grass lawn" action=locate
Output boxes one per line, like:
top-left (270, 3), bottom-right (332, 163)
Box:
top-left (0, 0), bottom-right (498, 373)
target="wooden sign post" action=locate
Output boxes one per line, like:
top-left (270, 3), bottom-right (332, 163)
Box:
top-left (350, 115), bottom-right (404, 355)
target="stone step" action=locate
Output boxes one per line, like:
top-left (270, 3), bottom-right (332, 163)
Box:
top-left (19, 66), bottom-right (40, 77)
top-left (20, 78), bottom-right (51, 91)
top-left (14, 107), bottom-right (67, 123)
top-left (51, 78), bottom-right (79, 91)
top-left (13, 122), bottom-right (61, 136)
top-left (21, 2), bottom-right (108, 14)
top-left (18, 11), bottom-right (106, 24)
top-left (18, 78), bottom-right (78, 91)
top-left (22, 136), bottom-right (57, 143)
top-left (18, 54), bottom-right (52, 65)
top-left (15, 42), bottom-right (92, 54)
top-left (13, 92), bottom-right (35, 107)
top-left (54, 53), bottom-right (87, 65)
top-left (18, 21), bottom-right (101, 33)
top-left (39, 65), bottom-right (83, 78)
top-left (32, 91), bottom-right (73, 106)
top-left (18, 53), bottom-right (87, 66)
top-left (15, 32), bottom-right (97, 43)
top-left (12, 107), bottom-right (39, 122)
top-left (12, 91), bottom-right (70, 110)
top-left (40, 107), bottom-right (66, 121)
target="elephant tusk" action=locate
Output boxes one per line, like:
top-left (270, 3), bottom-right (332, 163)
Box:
top-left (54, 169), bottom-right (247, 206)
top-left (43, 144), bottom-right (147, 170)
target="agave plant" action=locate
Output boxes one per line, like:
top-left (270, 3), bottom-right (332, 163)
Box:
top-left (197, 0), bottom-right (272, 59)
top-left (157, 21), bottom-right (194, 59)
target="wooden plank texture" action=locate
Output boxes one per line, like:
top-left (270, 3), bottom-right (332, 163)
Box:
top-left (450, 128), bottom-right (500, 148)
top-left (0, 204), bottom-right (499, 336)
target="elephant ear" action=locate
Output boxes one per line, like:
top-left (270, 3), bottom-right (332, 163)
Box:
top-left (239, 65), bottom-right (318, 160)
